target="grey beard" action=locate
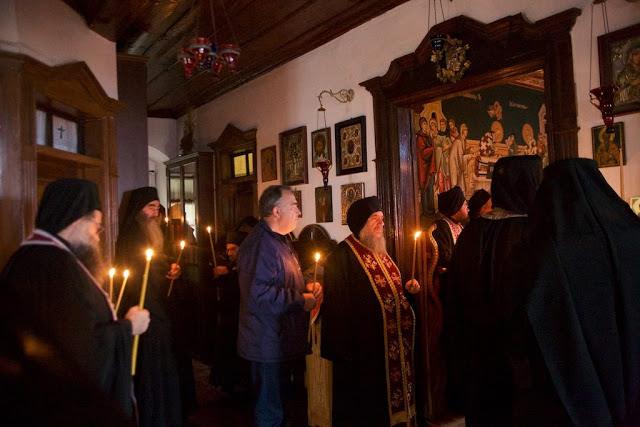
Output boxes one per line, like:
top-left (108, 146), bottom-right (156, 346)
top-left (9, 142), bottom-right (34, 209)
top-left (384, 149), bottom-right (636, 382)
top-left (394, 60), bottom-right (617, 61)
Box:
top-left (137, 213), bottom-right (164, 253)
top-left (73, 241), bottom-right (106, 282)
top-left (358, 229), bottom-right (387, 257)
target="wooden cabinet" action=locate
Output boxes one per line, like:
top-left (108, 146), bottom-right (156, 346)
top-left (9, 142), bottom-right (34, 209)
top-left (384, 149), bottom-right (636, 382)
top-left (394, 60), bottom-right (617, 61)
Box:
top-left (165, 152), bottom-right (215, 248)
top-left (0, 52), bottom-right (122, 267)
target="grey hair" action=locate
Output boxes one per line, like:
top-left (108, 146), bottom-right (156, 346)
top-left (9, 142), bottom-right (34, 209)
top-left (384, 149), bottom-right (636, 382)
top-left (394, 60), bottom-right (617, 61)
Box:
top-left (259, 185), bottom-right (293, 218)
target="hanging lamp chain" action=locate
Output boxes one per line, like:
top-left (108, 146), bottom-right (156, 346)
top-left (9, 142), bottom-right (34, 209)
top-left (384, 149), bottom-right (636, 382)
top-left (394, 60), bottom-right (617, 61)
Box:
top-left (209, 0), bottom-right (218, 45)
top-left (220, 0), bottom-right (240, 47)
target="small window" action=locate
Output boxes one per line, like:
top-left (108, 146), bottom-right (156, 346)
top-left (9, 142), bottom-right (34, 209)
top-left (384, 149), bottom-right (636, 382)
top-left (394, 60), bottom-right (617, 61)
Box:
top-left (232, 151), bottom-right (254, 178)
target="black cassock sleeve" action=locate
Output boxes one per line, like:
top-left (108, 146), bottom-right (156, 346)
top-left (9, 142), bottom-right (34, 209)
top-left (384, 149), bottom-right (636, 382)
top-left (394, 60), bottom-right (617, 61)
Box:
top-left (320, 243), bottom-right (355, 362)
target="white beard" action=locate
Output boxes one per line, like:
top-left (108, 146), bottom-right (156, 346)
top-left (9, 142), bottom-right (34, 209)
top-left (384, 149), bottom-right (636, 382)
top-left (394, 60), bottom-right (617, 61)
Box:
top-left (359, 228), bottom-right (387, 257)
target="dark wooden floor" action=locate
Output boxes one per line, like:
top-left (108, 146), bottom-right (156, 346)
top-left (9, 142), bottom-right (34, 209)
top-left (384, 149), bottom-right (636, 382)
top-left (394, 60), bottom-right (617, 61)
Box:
top-left (186, 359), bottom-right (253, 426)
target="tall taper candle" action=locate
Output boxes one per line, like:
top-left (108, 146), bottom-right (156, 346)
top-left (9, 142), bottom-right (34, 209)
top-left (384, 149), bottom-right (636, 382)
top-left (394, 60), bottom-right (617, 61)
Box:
top-left (167, 240), bottom-right (185, 297)
top-left (108, 268), bottom-right (116, 302)
top-left (620, 142), bottom-right (625, 200)
top-left (115, 269), bottom-right (129, 313)
top-left (411, 231), bottom-right (422, 283)
top-left (312, 252), bottom-right (320, 284)
top-left (207, 226), bottom-right (217, 268)
top-left (132, 249), bottom-right (153, 375)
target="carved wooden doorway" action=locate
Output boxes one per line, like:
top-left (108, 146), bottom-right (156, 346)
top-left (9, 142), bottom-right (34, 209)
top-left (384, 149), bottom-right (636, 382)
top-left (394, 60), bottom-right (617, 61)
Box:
top-left (361, 8), bottom-right (581, 424)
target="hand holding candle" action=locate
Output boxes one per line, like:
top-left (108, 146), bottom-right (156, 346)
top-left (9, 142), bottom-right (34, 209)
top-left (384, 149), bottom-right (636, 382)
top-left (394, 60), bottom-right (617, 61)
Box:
top-left (207, 226), bottom-right (217, 268)
top-left (108, 268), bottom-right (116, 302)
top-left (115, 269), bottom-right (129, 313)
top-left (167, 240), bottom-right (185, 297)
top-left (132, 249), bottom-right (153, 376)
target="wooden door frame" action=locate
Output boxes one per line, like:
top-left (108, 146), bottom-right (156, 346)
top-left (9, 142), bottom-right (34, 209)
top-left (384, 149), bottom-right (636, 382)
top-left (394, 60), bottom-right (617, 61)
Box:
top-left (208, 124), bottom-right (258, 240)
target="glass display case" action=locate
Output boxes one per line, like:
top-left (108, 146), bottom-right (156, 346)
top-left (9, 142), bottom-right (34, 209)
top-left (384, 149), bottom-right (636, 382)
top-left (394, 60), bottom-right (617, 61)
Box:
top-left (165, 151), bottom-right (216, 359)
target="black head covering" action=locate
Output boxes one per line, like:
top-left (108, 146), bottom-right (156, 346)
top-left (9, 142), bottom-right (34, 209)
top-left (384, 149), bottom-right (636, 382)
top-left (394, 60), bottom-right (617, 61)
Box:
top-left (468, 189), bottom-right (491, 218)
top-left (438, 186), bottom-right (465, 217)
top-left (119, 187), bottom-right (159, 230)
top-left (525, 158), bottom-right (640, 425)
top-left (35, 179), bottom-right (101, 235)
top-left (490, 155), bottom-right (542, 214)
top-left (347, 196), bottom-right (382, 238)
top-left (226, 230), bottom-right (247, 246)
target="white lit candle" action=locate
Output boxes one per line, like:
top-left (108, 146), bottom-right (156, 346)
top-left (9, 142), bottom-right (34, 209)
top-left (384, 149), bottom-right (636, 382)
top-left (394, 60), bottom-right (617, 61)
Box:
top-left (108, 267), bottom-right (116, 302)
top-left (167, 240), bottom-right (185, 297)
top-left (115, 269), bottom-right (130, 313)
top-left (411, 231), bottom-right (422, 283)
top-left (312, 252), bottom-right (320, 284)
top-left (207, 226), bottom-right (217, 268)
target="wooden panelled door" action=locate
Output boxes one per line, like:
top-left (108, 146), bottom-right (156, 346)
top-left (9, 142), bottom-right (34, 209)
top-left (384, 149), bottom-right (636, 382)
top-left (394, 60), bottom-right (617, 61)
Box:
top-left (208, 124), bottom-right (258, 242)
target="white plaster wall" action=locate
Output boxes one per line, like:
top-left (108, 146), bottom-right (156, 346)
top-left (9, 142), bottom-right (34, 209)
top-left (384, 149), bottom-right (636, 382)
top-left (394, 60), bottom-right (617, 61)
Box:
top-left (149, 146), bottom-right (169, 209)
top-left (147, 117), bottom-right (178, 209)
top-left (572, 0), bottom-right (640, 199)
top-left (148, 117), bottom-right (179, 160)
top-left (157, 0), bottom-right (640, 242)
top-left (0, 0), bottom-right (118, 99)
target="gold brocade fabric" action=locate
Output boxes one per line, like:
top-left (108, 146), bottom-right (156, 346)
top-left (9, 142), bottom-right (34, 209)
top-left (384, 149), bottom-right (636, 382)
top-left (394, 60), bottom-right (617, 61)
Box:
top-left (345, 235), bottom-right (416, 425)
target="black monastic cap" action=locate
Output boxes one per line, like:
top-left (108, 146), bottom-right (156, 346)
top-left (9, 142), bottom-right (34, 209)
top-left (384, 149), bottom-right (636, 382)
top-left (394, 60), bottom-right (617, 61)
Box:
top-left (226, 230), bottom-right (247, 246)
top-left (491, 155), bottom-right (542, 214)
top-left (119, 186), bottom-right (159, 230)
top-left (438, 186), bottom-right (465, 217)
top-left (468, 189), bottom-right (491, 218)
top-left (35, 178), bottom-right (101, 235)
top-left (347, 196), bottom-right (382, 238)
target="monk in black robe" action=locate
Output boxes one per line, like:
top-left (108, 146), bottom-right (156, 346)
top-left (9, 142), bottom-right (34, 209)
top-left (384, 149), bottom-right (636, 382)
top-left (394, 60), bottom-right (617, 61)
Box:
top-left (0, 178), bottom-right (150, 421)
top-left (209, 230), bottom-right (250, 393)
top-left (446, 155), bottom-right (542, 424)
top-left (115, 187), bottom-right (188, 426)
top-left (512, 158), bottom-right (640, 425)
top-left (321, 196), bottom-right (420, 426)
top-left (428, 185), bottom-right (469, 420)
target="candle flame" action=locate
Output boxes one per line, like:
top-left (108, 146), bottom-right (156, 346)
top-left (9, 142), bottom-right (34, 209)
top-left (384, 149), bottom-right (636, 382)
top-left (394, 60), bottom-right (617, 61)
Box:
top-left (109, 267), bottom-right (115, 277)
top-left (180, 240), bottom-right (186, 250)
top-left (123, 269), bottom-right (130, 278)
top-left (414, 231), bottom-right (422, 240)
top-left (315, 252), bottom-right (320, 262)
top-left (207, 226), bottom-right (212, 233)
top-left (145, 249), bottom-right (154, 260)
top-left (165, 216), bottom-right (169, 224)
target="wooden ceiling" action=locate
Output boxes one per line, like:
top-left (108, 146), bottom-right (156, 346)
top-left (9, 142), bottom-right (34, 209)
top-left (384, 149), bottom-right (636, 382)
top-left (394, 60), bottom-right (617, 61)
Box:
top-left (62, 0), bottom-right (411, 119)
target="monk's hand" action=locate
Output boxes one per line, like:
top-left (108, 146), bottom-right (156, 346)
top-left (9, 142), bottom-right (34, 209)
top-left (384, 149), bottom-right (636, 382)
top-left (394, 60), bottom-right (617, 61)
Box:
top-left (405, 279), bottom-right (420, 294)
top-left (166, 263), bottom-right (181, 280)
top-left (125, 306), bottom-right (150, 336)
top-left (306, 282), bottom-right (323, 300)
top-left (214, 265), bottom-right (229, 279)
top-left (302, 293), bottom-right (317, 312)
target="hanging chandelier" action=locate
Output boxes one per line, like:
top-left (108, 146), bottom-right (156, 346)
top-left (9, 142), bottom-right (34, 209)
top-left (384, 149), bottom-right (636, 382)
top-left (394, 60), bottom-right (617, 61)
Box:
top-left (177, 0), bottom-right (241, 80)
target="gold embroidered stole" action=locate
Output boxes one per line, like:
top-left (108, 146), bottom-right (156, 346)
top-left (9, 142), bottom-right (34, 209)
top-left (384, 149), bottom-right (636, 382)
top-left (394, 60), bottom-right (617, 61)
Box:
top-left (345, 234), bottom-right (416, 425)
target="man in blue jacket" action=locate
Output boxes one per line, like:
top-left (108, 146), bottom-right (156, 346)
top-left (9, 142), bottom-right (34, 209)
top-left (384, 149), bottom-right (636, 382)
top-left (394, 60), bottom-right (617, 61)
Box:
top-left (237, 185), bottom-right (322, 427)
